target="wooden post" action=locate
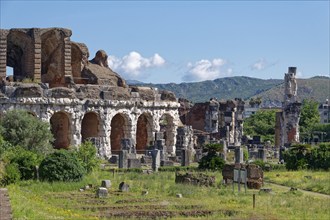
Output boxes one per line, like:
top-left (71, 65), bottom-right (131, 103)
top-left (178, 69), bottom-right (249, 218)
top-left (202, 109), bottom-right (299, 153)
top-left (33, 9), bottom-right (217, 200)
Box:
top-left (253, 194), bottom-right (256, 209)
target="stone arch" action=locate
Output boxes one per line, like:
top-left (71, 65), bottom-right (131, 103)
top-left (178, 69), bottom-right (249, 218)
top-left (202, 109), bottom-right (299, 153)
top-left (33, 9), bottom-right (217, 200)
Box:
top-left (136, 113), bottom-right (154, 153)
top-left (81, 112), bottom-right (100, 143)
top-left (159, 114), bottom-right (175, 150)
top-left (50, 111), bottom-right (71, 149)
top-left (110, 113), bottom-right (131, 154)
top-left (41, 30), bottom-right (65, 87)
top-left (71, 42), bottom-right (89, 84)
top-left (6, 30), bottom-right (34, 81)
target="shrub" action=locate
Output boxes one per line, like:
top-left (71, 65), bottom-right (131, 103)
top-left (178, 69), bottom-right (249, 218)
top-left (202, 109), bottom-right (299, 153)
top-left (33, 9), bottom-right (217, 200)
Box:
top-left (39, 150), bottom-right (85, 182)
top-left (308, 143), bottom-right (330, 170)
top-left (1, 163), bottom-right (21, 186)
top-left (198, 143), bottom-right (225, 170)
top-left (283, 144), bottom-right (311, 170)
top-left (74, 141), bottom-right (100, 173)
top-left (0, 110), bottom-right (54, 155)
top-left (3, 147), bottom-right (41, 180)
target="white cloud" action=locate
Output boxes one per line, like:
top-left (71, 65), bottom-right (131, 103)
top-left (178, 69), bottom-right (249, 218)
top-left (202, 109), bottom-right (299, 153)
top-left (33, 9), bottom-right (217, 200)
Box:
top-left (108, 51), bottom-right (165, 79)
top-left (182, 58), bottom-right (232, 82)
top-left (251, 58), bottom-right (267, 71)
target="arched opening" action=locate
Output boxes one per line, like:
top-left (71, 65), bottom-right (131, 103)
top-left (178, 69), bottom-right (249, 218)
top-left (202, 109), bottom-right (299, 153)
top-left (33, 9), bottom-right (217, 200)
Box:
top-left (159, 114), bottom-right (175, 150)
top-left (136, 113), bottom-right (153, 153)
top-left (50, 112), bottom-right (71, 149)
top-left (81, 112), bottom-right (99, 142)
top-left (41, 30), bottom-right (65, 87)
top-left (6, 30), bottom-right (34, 81)
top-left (110, 114), bottom-right (130, 154)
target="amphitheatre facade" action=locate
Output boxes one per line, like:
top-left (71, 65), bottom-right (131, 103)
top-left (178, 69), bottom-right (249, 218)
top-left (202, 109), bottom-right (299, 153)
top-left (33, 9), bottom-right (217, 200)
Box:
top-left (0, 27), bottom-right (181, 158)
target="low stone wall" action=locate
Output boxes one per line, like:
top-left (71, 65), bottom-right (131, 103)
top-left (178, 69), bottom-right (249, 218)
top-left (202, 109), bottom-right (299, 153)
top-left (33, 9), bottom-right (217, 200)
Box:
top-left (175, 172), bottom-right (215, 187)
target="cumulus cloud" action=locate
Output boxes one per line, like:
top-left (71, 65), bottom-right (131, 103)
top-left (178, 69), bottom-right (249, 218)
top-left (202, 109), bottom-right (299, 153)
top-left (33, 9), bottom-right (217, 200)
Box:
top-left (182, 58), bottom-right (232, 82)
top-left (108, 51), bottom-right (165, 79)
top-left (251, 58), bottom-right (267, 71)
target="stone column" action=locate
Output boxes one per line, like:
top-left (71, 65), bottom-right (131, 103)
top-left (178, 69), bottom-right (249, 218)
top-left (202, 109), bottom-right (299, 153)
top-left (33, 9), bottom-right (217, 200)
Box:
top-left (32, 29), bottom-right (42, 82)
top-left (0, 29), bottom-right (8, 79)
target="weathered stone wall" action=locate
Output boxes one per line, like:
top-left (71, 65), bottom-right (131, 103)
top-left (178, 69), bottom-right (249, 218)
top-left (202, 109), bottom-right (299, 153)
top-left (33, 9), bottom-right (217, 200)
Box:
top-left (0, 91), bottom-right (180, 158)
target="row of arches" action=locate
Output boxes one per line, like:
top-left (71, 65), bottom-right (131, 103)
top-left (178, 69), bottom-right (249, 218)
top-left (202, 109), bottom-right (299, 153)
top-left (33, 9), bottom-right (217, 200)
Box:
top-left (49, 111), bottom-right (175, 155)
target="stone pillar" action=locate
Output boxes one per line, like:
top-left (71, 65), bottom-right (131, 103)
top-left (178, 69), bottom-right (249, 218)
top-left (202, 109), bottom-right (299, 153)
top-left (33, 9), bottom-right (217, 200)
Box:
top-left (32, 29), bottom-right (42, 82)
top-left (152, 149), bottom-right (160, 172)
top-left (234, 146), bottom-right (243, 164)
top-left (258, 148), bottom-right (266, 162)
top-left (119, 150), bottom-right (129, 169)
top-left (181, 149), bottom-right (190, 167)
top-left (0, 29), bottom-right (8, 79)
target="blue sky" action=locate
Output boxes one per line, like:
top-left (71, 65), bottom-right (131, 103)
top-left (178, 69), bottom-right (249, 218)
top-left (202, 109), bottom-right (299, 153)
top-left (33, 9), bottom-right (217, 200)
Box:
top-left (1, 0), bottom-right (329, 83)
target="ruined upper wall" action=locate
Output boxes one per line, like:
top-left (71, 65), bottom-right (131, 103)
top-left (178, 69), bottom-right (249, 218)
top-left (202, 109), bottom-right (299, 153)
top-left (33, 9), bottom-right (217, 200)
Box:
top-left (0, 28), bottom-right (125, 88)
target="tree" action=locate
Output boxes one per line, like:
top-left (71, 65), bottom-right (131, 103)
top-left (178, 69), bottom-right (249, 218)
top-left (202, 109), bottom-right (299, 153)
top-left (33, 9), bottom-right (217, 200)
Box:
top-left (299, 99), bottom-right (320, 136)
top-left (0, 110), bottom-right (54, 155)
top-left (244, 110), bottom-right (276, 143)
top-left (198, 143), bottom-right (225, 170)
top-left (74, 141), bottom-right (100, 173)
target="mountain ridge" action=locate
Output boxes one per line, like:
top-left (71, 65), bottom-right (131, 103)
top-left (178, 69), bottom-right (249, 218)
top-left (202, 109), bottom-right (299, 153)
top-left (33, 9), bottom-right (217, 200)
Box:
top-left (128, 75), bottom-right (329, 105)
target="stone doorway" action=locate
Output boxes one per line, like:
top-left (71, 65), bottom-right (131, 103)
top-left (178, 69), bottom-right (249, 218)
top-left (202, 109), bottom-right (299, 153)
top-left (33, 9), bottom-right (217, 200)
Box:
top-left (136, 113), bottom-right (153, 153)
top-left (50, 112), bottom-right (71, 149)
top-left (81, 112), bottom-right (100, 143)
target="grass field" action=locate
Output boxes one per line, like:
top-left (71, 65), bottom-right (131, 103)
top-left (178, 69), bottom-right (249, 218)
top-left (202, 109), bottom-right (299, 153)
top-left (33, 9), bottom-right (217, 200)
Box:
top-left (6, 167), bottom-right (330, 220)
top-left (264, 170), bottom-right (330, 195)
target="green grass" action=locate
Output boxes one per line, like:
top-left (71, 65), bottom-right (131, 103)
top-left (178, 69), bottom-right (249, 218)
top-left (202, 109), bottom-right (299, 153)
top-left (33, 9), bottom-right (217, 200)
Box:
top-left (264, 170), bottom-right (330, 194)
top-left (6, 169), bottom-right (330, 219)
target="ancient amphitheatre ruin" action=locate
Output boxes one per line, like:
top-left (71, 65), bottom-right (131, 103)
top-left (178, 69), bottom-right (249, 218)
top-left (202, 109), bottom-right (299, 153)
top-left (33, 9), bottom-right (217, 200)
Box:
top-left (0, 27), bottom-right (181, 158)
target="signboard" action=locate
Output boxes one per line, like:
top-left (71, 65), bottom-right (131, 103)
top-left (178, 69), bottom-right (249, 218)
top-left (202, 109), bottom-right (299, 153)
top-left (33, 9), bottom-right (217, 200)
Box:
top-left (233, 169), bottom-right (247, 183)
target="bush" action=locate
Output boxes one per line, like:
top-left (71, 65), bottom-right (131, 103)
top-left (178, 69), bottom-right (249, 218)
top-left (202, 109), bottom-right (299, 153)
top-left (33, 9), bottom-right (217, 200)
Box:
top-left (1, 163), bottom-right (21, 186)
top-left (3, 147), bottom-right (41, 180)
top-left (74, 141), bottom-right (100, 173)
top-left (198, 143), bottom-right (225, 170)
top-left (39, 150), bottom-right (85, 182)
top-left (308, 143), bottom-right (330, 170)
top-left (0, 110), bottom-right (54, 155)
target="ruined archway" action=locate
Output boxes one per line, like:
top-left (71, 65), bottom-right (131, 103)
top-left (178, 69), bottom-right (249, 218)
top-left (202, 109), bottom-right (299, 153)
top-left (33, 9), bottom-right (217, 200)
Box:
top-left (110, 113), bottom-right (130, 154)
top-left (81, 112), bottom-right (100, 142)
top-left (136, 113), bottom-right (153, 153)
top-left (6, 30), bottom-right (34, 81)
top-left (159, 114), bottom-right (175, 150)
top-left (41, 30), bottom-right (65, 87)
top-left (50, 112), bottom-right (71, 149)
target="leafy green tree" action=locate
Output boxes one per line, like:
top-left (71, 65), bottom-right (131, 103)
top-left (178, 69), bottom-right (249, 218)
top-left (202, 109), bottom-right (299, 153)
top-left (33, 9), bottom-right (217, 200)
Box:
top-left (299, 99), bottom-right (320, 138)
top-left (0, 110), bottom-right (54, 155)
top-left (244, 110), bottom-right (276, 143)
top-left (74, 141), bottom-right (100, 173)
top-left (198, 143), bottom-right (225, 170)
top-left (308, 143), bottom-right (330, 170)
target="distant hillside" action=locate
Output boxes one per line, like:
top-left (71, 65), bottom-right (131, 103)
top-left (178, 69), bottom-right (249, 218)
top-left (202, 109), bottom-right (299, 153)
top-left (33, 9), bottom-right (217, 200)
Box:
top-left (252, 76), bottom-right (330, 106)
top-left (128, 76), bottom-right (329, 104)
top-left (130, 76), bottom-right (283, 103)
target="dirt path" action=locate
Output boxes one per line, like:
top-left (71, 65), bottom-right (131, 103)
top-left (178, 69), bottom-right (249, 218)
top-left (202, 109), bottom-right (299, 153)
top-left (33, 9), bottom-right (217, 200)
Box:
top-left (0, 188), bottom-right (12, 220)
top-left (265, 182), bottom-right (330, 199)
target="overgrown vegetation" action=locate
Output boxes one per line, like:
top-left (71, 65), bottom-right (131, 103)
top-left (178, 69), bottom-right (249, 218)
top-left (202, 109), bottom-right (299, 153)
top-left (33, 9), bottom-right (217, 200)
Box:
top-left (39, 150), bottom-right (85, 182)
top-left (283, 143), bottom-right (330, 170)
top-left (243, 109), bottom-right (277, 143)
top-left (0, 109), bottom-right (54, 155)
top-left (198, 143), bottom-right (225, 170)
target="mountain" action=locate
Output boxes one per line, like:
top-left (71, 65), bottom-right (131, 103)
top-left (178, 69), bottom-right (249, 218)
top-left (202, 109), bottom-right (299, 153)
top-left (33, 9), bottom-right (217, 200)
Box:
top-left (128, 76), bottom-right (330, 104)
top-left (251, 76), bottom-right (330, 106)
